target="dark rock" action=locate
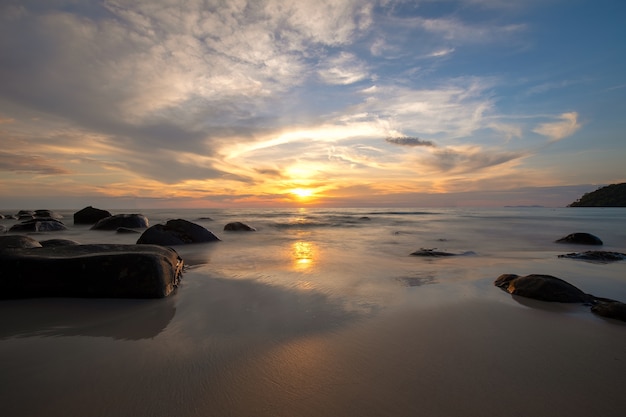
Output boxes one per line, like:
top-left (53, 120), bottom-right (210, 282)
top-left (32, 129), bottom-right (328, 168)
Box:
top-left (555, 232), bottom-right (603, 245)
top-left (39, 239), bottom-right (81, 247)
top-left (0, 244), bottom-right (183, 299)
top-left (558, 251), bottom-right (626, 262)
top-left (34, 209), bottom-right (62, 219)
top-left (198, 217), bottom-right (214, 221)
top-left (137, 219), bottom-right (220, 245)
top-left (0, 235), bottom-right (42, 249)
top-left (0, 225), bottom-right (6, 234)
top-left (74, 206), bottom-right (112, 225)
top-left (117, 227), bottom-right (141, 234)
top-left (16, 210), bottom-right (34, 217)
top-left (9, 217), bottom-right (67, 232)
top-left (494, 274), bottom-right (590, 303)
top-left (410, 248), bottom-right (475, 257)
top-left (91, 214), bottom-right (149, 230)
top-left (224, 221), bottom-right (256, 231)
top-left (591, 300), bottom-right (626, 322)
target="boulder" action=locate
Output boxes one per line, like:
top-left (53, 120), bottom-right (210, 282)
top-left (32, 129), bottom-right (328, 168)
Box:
top-left (591, 300), bottom-right (626, 322)
top-left (39, 239), bottom-right (81, 247)
top-left (558, 251), bottom-right (626, 262)
top-left (74, 206), bottom-right (112, 225)
top-left (9, 217), bottom-right (67, 232)
top-left (34, 209), bottom-right (62, 219)
top-left (494, 274), bottom-right (590, 303)
top-left (137, 219), bottom-right (220, 245)
top-left (555, 232), bottom-right (603, 245)
top-left (91, 214), bottom-right (149, 230)
top-left (0, 235), bottom-right (42, 249)
top-left (224, 221), bottom-right (256, 231)
top-left (0, 244), bottom-right (183, 299)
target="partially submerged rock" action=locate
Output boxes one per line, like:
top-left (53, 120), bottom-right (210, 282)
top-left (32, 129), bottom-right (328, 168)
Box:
top-left (555, 232), bottom-right (603, 245)
top-left (558, 251), bottom-right (626, 262)
top-left (224, 221), bottom-right (256, 231)
top-left (9, 217), bottom-right (67, 232)
top-left (0, 244), bottom-right (183, 299)
top-left (39, 239), bottom-right (81, 247)
top-left (74, 206), bottom-right (112, 225)
top-left (0, 235), bottom-right (42, 249)
top-left (91, 214), bottom-right (149, 230)
top-left (494, 274), bottom-right (590, 303)
top-left (137, 219), bottom-right (220, 245)
top-left (494, 273), bottom-right (626, 322)
top-left (410, 248), bottom-right (475, 257)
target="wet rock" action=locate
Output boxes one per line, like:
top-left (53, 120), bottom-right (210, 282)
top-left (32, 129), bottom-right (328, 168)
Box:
top-left (137, 219), bottom-right (220, 245)
top-left (74, 206), bottom-right (112, 225)
top-left (91, 214), bottom-right (149, 230)
top-left (494, 274), bottom-right (590, 303)
top-left (410, 248), bottom-right (475, 257)
top-left (224, 221), bottom-right (256, 231)
top-left (39, 239), bottom-right (81, 247)
top-left (0, 235), bottom-right (42, 249)
top-left (555, 232), bottom-right (603, 245)
top-left (117, 227), bottom-right (141, 234)
top-left (591, 300), bottom-right (626, 322)
top-left (9, 217), bottom-right (67, 232)
top-left (0, 244), bottom-right (183, 299)
top-left (34, 209), bottom-right (62, 219)
top-left (558, 251), bottom-right (626, 262)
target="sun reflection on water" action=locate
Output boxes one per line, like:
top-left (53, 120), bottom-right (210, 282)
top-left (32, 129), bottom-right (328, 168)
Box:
top-left (292, 240), bottom-right (315, 271)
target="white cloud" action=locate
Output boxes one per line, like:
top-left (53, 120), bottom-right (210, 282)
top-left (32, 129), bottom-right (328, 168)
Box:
top-left (317, 52), bottom-right (370, 85)
top-left (532, 112), bottom-right (581, 141)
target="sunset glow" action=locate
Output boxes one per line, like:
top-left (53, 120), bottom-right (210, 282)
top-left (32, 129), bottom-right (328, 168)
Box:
top-left (0, 1), bottom-right (624, 208)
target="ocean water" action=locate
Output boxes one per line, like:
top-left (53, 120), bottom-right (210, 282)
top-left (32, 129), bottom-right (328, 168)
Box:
top-left (1, 207), bottom-right (626, 417)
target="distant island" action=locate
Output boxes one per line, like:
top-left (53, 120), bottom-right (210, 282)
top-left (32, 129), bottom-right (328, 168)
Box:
top-left (568, 183), bottom-right (626, 207)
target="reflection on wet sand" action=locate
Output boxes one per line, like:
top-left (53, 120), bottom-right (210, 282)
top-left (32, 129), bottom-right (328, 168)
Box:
top-left (292, 240), bottom-right (316, 271)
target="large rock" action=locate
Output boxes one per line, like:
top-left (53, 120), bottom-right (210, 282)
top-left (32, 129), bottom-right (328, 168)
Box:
top-left (0, 235), bottom-right (43, 249)
top-left (9, 217), bottom-right (67, 232)
top-left (137, 219), bottom-right (220, 245)
top-left (74, 206), bottom-right (112, 225)
top-left (224, 221), bottom-right (256, 231)
top-left (494, 274), bottom-right (590, 303)
top-left (91, 214), bottom-right (149, 230)
top-left (0, 244), bottom-right (183, 299)
top-left (555, 232), bottom-right (603, 245)
top-left (558, 251), bottom-right (626, 262)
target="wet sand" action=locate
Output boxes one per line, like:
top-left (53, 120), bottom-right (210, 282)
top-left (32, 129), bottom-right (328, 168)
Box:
top-left (1, 272), bottom-right (625, 417)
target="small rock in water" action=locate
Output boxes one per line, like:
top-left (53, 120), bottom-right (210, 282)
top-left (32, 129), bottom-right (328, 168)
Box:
top-left (555, 232), bottom-right (603, 245)
top-left (224, 221), bottom-right (256, 231)
top-left (494, 274), bottom-right (590, 303)
top-left (558, 251), bottom-right (626, 262)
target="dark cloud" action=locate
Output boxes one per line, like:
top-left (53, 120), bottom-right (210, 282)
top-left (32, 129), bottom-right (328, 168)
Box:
top-left (385, 136), bottom-right (436, 147)
top-left (427, 148), bottom-right (526, 173)
top-left (0, 152), bottom-right (72, 175)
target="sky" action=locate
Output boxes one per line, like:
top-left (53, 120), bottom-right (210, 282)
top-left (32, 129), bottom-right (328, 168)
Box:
top-left (1, 0), bottom-right (625, 209)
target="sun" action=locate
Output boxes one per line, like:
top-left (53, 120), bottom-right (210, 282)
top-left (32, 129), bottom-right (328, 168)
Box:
top-left (291, 188), bottom-right (314, 199)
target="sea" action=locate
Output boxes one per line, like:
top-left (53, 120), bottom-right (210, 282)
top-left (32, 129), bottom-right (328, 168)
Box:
top-left (1, 207), bottom-right (625, 417)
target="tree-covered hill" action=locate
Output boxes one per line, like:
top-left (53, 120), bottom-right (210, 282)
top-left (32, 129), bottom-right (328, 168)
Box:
top-left (568, 183), bottom-right (626, 207)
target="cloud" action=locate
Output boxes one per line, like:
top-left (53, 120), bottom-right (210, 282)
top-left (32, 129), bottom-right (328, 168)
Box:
top-left (532, 112), bottom-right (581, 141)
top-left (0, 151), bottom-right (72, 175)
top-left (317, 52), bottom-right (370, 85)
top-left (385, 136), bottom-right (436, 147)
top-left (423, 146), bottom-right (526, 174)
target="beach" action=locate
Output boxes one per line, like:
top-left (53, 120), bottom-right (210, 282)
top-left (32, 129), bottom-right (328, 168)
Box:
top-left (1, 207), bottom-right (625, 416)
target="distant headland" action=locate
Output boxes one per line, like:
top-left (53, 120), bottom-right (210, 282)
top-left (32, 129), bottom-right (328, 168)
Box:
top-left (568, 183), bottom-right (626, 207)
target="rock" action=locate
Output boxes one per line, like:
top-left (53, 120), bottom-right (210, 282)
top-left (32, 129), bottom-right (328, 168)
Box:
top-left (555, 232), bottom-right (603, 245)
top-left (0, 235), bottom-right (42, 249)
top-left (224, 221), bottom-right (256, 231)
top-left (34, 209), bottom-right (62, 219)
top-left (91, 214), bottom-right (149, 230)
top-left (137, 219), bottom-right (220, 245)
top-left (117, 227), bottom-right (140, 234)
top-left (494, 274), bottom-right (590, 303)
top-left (558, 251), bottom-right (626, 262)
top-left (591, 300), bottom-right (626, 322)
top-left (39, 239), bottom-right (81, 247)
top-left (9, 217), bottom-right (67, 232)
top-left (0, 244), bottom-right (183, 299)
top-left (74, 206), bottom-right (112, 225)
top-left (410, 248), bottom-right (475, 257)
top-left (0, 225), bottom-right (6, 234)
